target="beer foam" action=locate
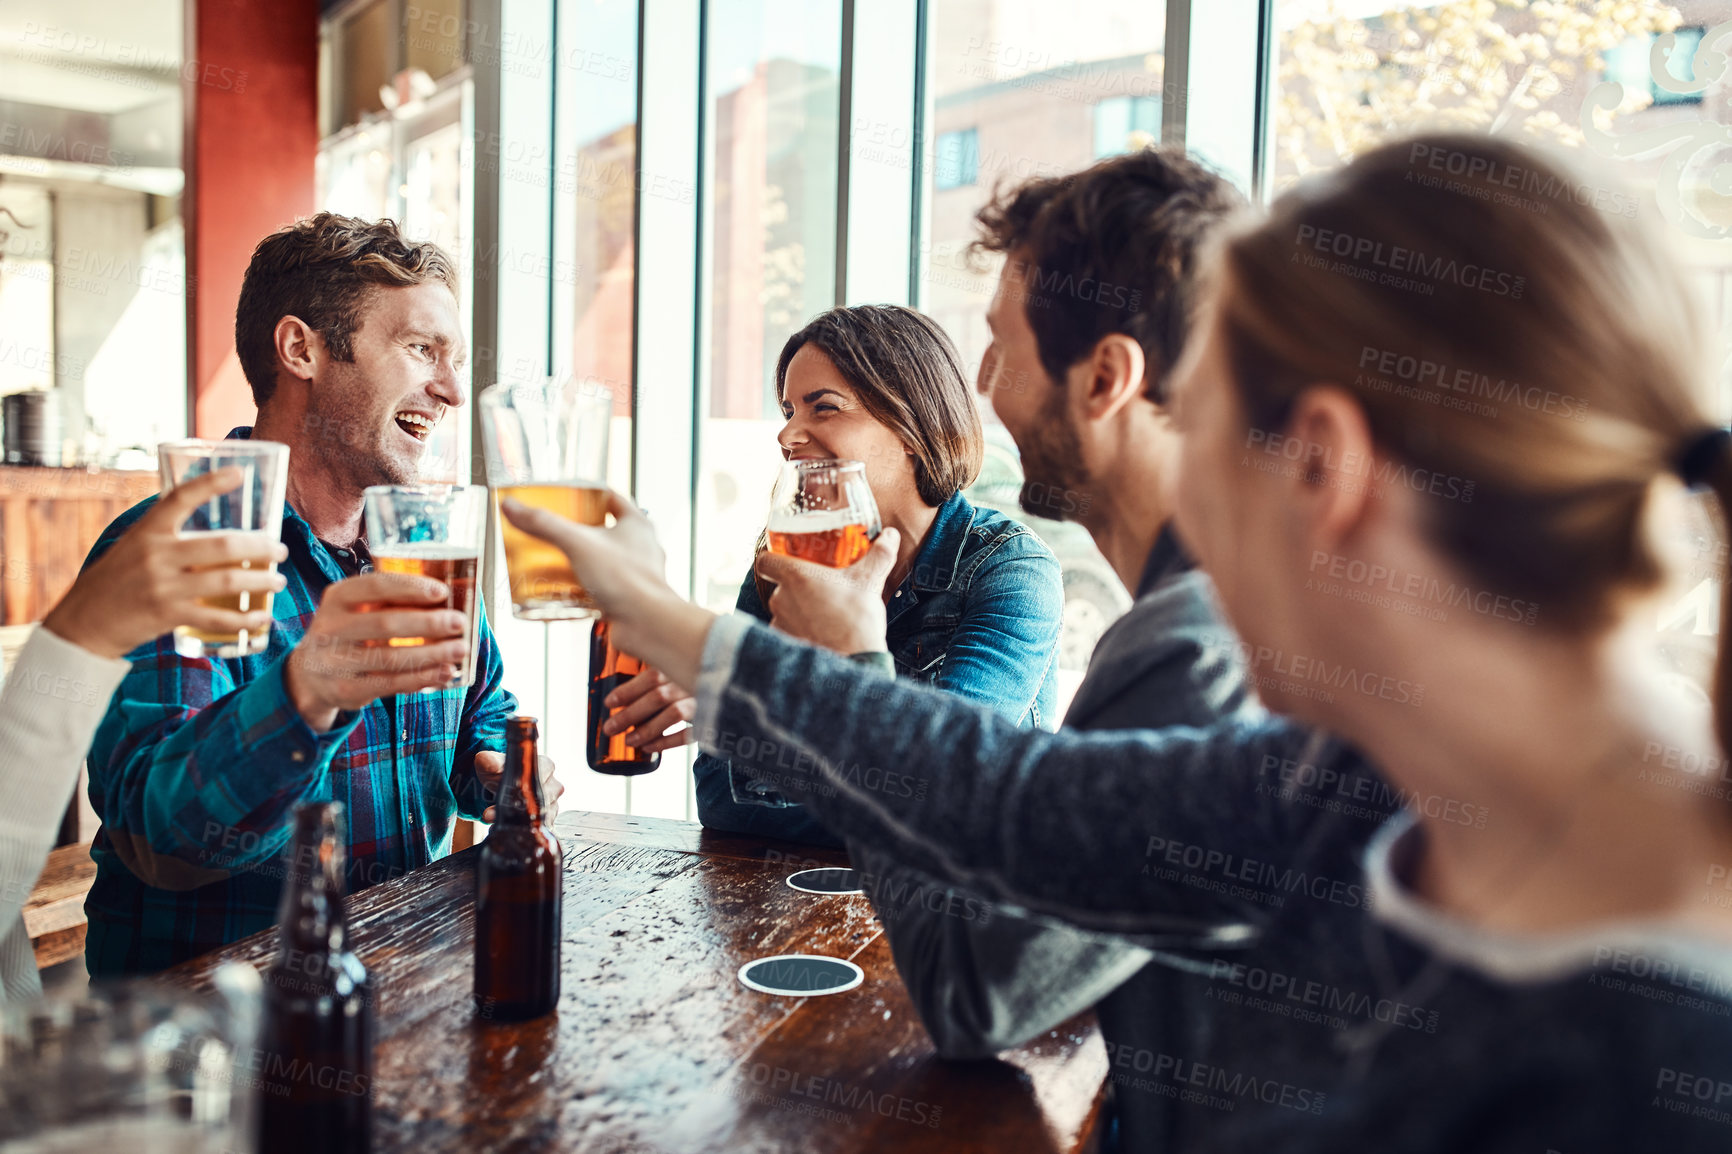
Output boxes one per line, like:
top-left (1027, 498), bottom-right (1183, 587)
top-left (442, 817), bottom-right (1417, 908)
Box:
top-left (766, 510), bottom-right (865, 534)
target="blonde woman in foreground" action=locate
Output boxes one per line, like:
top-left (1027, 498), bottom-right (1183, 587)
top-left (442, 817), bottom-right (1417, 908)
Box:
top-left (507, 134), bottom-right (1732, 1152)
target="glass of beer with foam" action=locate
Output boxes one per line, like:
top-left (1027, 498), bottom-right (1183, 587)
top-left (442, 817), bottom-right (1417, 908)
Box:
top-left (157, 439), bottom-right (291, 658)
top-left (766, 460), bottom-right (881, 568)
top-left (363, 484), bottom-right (488, 690)
top-left (479, 378), bottom-right (613, 619)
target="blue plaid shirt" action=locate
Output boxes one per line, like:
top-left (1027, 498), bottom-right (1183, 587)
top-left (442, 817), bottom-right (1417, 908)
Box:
top-left (83, 429), bottom-right (517, 976)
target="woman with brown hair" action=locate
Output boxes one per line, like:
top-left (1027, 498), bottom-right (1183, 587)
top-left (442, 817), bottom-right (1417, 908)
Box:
top-left (609, 304), bottom-right (1063, 846)
top-left (508, 134), bottom-right (1732, 1151)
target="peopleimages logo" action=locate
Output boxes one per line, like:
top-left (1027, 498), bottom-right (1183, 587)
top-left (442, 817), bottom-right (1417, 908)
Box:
top-left (1243, 429), bottom-right (1475, 504)
top-left (732, 1063), bottom-right (943, 1129)
top-left (1357, 345), bottom-right (1588, 422)
top-left (1142, 835), bottom-right (1366, 910)
top-left (1292, 224), bottom-right (1525, 299)
top-left (1237, 643), bottom-right (1424, 707)
top-left (1100, 1043), bottom-right (1327, 1115)
top-left (1406, 141), bottom-right (1641, 221)
top-left (1255, 755), bottom-right (1488, 829)
top-left (1306, 550), bottom-right (1538, 627)
top-left (1204, 959), bottom-right (1441, 1033)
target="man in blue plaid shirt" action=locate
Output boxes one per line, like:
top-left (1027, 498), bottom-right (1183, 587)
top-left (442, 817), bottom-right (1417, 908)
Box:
top-left (81, 214), bottom-right (555, 976)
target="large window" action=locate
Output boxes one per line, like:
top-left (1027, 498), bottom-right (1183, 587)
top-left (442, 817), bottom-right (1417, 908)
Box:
top-left (920, 0), bottom-right (1167, 698)
top-left (318, 0), bottom-right (649, 817)
top-left (547, 0), bottom-right (648, 817)
top-left (555, 0), bottom-right (639, 491)
top-left (1270, 2), bottom-right (1698, 190)
top-left (372, 0), bottom-right (1732, 818)
top-left (1271, 0), bottom-right (1730, 688)
top-left (316, 87), bottom-right (471, 483)
top-left (695, 0), bottom-right (844, 614)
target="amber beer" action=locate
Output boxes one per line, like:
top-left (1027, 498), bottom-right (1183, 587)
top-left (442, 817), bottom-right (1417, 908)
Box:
top-left (498, 483), bottom-right (608, 618)
top-left (766, 511), bottom-right (873, 569)
top-left (475, 716), bottom-right (563, 1019)
top-left (587, 620), bottom-right (661, 775)
top-left (257, 802), bottom-right (374, 1154)
top-left (173, 531), bottom-right (277, 650)
top-left (372, 547), bottom-right (483, 688)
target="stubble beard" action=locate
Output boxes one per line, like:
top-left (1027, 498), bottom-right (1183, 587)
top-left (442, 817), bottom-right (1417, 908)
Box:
top-left (305, 378), bottom-right (421, 494)
top-left (1017, 388), bottom-right (1089, 523)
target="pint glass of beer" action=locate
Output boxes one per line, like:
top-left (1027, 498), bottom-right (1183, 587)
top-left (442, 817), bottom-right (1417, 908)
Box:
top-left (157, 439), bottom-right (291, 658)
top-left (766, 460), bottom-right (881, 568)
top-left (362, 484), bottom-right (488, 690)
top-left (479, 378), bottom-right (612, 620)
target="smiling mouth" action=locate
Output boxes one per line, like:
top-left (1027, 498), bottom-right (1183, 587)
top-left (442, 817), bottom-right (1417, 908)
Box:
top-left (394, 411), bottom-right (439, 442)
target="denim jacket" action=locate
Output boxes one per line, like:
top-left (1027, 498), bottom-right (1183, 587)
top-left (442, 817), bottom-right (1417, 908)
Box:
top-left (692, 491), bottom-right (1062, 847)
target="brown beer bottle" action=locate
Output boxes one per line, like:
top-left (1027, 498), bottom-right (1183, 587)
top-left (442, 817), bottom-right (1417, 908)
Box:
top-left (475, 716), bottom-right (563, 1020)
top-left (257, 802), bottom-right (374, 1154)
top-left (586, 619), bottom-right (662, 774)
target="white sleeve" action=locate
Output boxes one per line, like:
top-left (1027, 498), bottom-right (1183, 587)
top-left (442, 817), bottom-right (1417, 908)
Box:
top-left (0, 627), bottom-right (130, 1003)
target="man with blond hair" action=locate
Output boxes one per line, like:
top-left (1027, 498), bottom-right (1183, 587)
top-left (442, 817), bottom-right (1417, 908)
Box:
top-left (81, 214), bottom-right (555, 975)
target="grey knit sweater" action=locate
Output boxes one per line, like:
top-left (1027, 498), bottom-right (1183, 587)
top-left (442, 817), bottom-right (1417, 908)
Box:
top-left (849, 530), bottom-right (1268, 1151)
top-left (693, 613), bottom-right (1732, 1153)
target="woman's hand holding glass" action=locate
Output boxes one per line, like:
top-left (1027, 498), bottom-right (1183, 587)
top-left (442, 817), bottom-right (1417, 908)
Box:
top-left (44, 468), bottom-right (289, 660)
top-left (752, 529), bottom-right (898, 656)
top-left (588, 528), bottom-right (902, 753)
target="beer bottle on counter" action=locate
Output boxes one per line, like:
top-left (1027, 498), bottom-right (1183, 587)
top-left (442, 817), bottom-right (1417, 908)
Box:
top-left (257, 801), bottom-right (374, 1154)
top-left (586, 619), bottom-right (662, 775)
top-left (475, 715), bottom-right (563, 1020)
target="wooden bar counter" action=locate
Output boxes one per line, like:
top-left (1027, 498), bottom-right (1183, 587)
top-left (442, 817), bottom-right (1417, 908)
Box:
top-left (0, 467), bottom-right (158, 625)
top-left (162, 811), bottom-right (1109, 1154)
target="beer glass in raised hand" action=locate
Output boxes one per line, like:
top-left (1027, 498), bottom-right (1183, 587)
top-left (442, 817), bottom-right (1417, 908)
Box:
top-left (362, 483), bottom-right (488, 690)
top-left (479, 378), bottom-right (613, 620)
top-left (765, 459), bottom-right (881, 569)
top-left (157, 438), bottom-right (291, 658)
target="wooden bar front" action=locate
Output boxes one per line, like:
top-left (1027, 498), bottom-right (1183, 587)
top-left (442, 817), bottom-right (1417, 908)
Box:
top-left (164, 812), bottom-right (1110, 1153)
top-left (0, 468), bottom-right (158, 626)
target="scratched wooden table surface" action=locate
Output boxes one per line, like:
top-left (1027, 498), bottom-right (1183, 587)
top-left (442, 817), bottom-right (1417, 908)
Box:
top-left (163, 811), bottom-right (1109, 1154)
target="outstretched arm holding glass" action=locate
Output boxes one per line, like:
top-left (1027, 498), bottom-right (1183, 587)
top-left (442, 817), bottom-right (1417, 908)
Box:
top-left (502, 491), bottom-right (1270, 929)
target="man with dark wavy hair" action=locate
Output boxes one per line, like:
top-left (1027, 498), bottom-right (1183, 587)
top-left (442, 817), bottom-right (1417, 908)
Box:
top-left (738, 149), bottom-right (1257, 1151)
top-left (80, 214), bottom-right (555, 976)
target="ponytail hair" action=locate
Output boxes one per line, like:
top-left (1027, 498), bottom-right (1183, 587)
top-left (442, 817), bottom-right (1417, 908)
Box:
top-left (1214, 133), bottom-right (1725, 743)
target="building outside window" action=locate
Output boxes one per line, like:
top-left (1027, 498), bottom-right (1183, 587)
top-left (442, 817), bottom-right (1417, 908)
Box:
top-left (1092, 94), bottom-right (1159, 159)
top-left (935, 127), bottom-right (980, 189)
top-left (694, 0), bottom-right (843, 615)
top-left (1605, 26), bottom-right (1705, 106)
top-left (921, 0), bottom-right (1168, 697)
top-left (1271, 0), bottom-right (1732, 700)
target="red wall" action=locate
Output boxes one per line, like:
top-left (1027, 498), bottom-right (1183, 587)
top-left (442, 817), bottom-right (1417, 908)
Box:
top-left (186, 0), bottom-right (320, 437)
